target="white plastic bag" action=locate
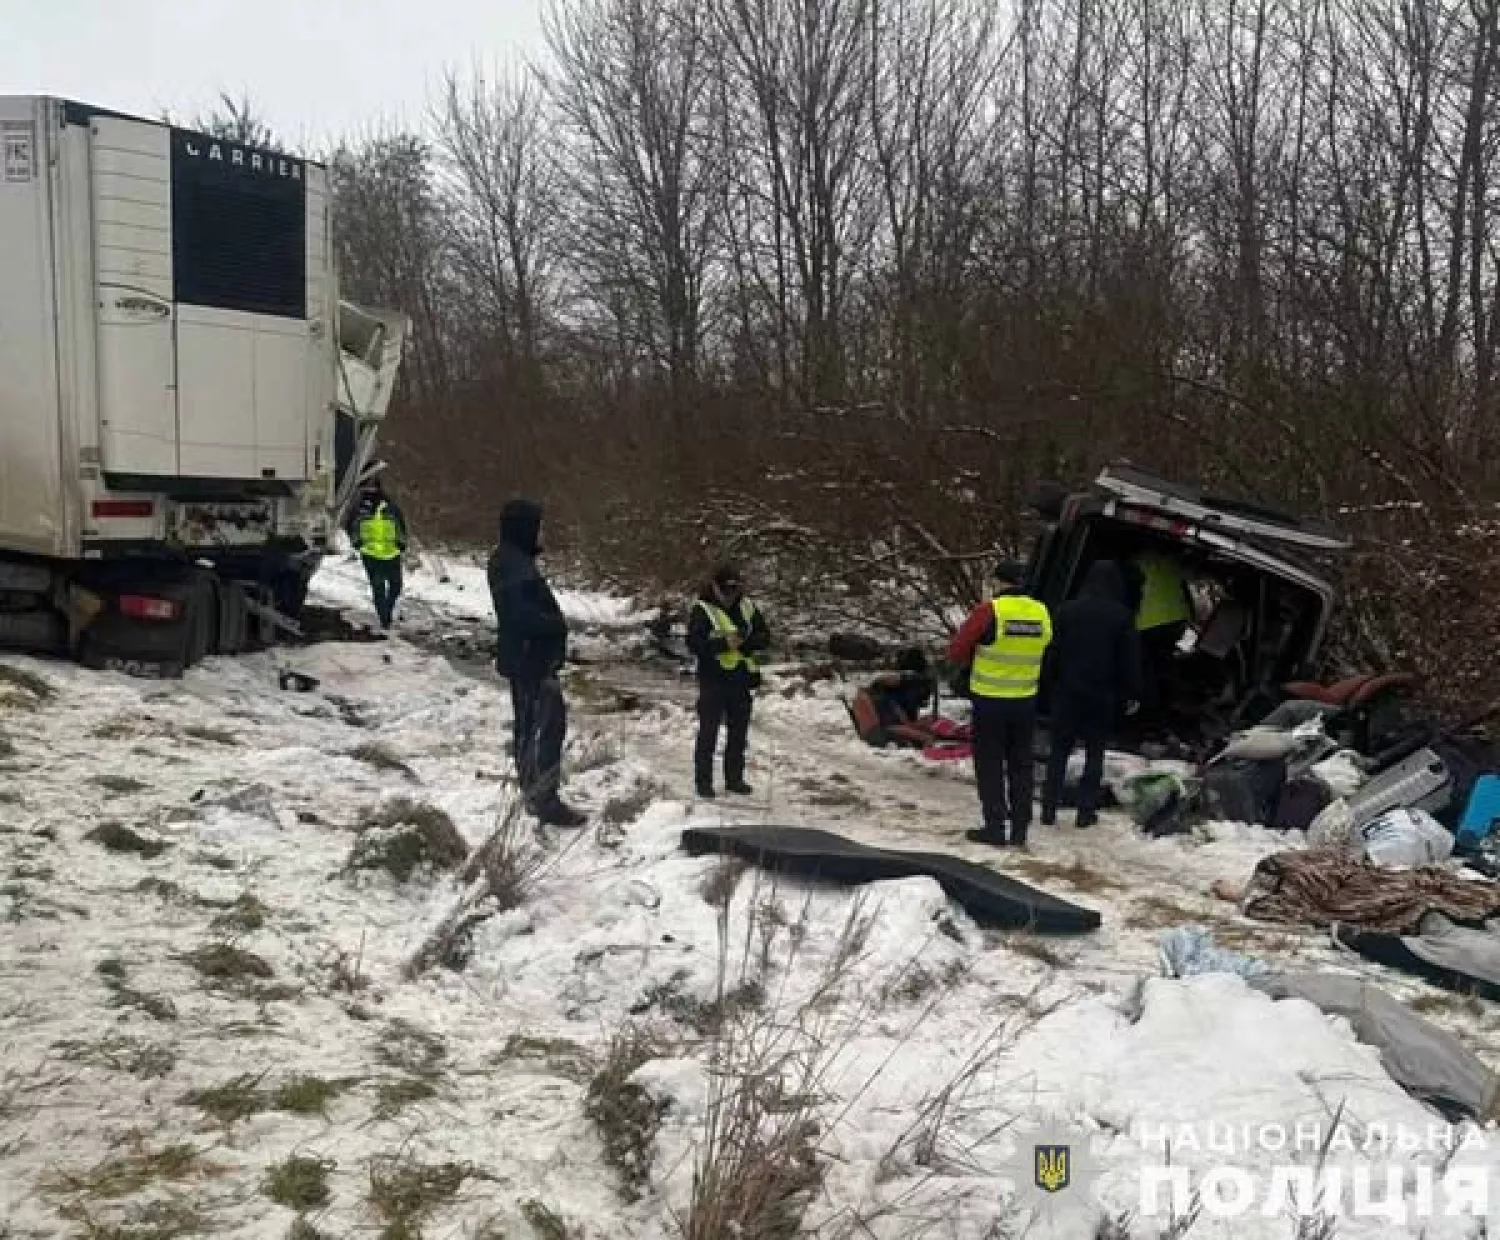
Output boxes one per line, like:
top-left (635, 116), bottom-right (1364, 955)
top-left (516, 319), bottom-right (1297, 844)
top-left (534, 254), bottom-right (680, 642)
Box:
top-left (1308, 798), bottom-right (1354, 848)
top-left (1350, 807), bottom-right (1454, 867)
top-left (1310, 750), bottom-right (1367, 799)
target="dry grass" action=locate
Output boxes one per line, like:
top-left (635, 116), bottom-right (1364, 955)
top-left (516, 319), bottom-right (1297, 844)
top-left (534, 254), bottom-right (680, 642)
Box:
top-left (178, 724), bottom-right (239, 746)
top-left (494, 1033), bottom-right (596, 1084)
top-left (209, 892), bottom-right (269, 935)
top-left (93, 774), bottom-right (151, 796)
top-left (701, 859), bottom-right (748, 909)
top-left (85, 822), bottom-right (169, 859)
top-left (372, 1077), bottom-right (437, 1121)
top-left (1124, 894), bottom-right (1204, 930)
top-left (97, 959), bottom-right (178, 1022)
top-left (184, 1073), bottom-right (354, 1125)
top-left (1409, 990), bottom-right (1486, 1018)
top-left (0, 662), bottom-right (56, 707)
top-left (637, 974), bottom-right (767, 1036)
top-left (181, 1074), bottom-right (268, 1125)
top-left (520, 1199), bottom-right (574, 1240)
top-left (998, 933), bottom-right (1076, 970)
top-left (41, 1139), bottom-right (211, 1201)
top-left (179, 941), bottom-right (275, 990)
top-left (347, 798), bottom-right (469, 883)
top-left (57, 1197), bottom-right (210, 1240)
top-left (375, 1019), bottom-right (448, 1079)
top-left (879, 959), bottom-right (969, 1005)
top-left (366, 1154), bottom-right (471, 1239)
top-left (601, 779), bottom-right (665, 826)
top-left (351, 741), bottom-right (419, 781)
top-left (53, 1035), bottom-right (177, 1079)
top-left (1005, 854), bottom-right (1126, 895)
top-left (585, 1026), bottom-right (672, 1201)
top-left (404, 795), bottom-right (581, 978)
top-left (263, 1155), bottom-right (335, 1211)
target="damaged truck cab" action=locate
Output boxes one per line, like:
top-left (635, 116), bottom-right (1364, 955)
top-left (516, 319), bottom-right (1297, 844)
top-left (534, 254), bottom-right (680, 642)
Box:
top-left (1025, 465), bottom-right (1354, 735)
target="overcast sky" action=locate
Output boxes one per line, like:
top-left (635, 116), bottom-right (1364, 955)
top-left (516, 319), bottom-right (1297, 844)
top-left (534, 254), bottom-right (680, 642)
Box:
top-left (0, 0), bottom-right (545, 151)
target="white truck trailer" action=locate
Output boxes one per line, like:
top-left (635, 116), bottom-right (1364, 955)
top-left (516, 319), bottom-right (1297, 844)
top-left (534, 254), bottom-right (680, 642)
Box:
top-left (0, 95), bottom-right (406, 675)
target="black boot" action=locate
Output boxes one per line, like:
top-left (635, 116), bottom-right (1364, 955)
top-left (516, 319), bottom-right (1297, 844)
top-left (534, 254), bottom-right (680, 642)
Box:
top-left (696, 781), bottom-right (716, 799)
top-left (725, 779), bottom-right (753, 796)
top-left (965, 828), bottom-right (1009, 847)
top-left (536, 800), bottom-right (587, 828)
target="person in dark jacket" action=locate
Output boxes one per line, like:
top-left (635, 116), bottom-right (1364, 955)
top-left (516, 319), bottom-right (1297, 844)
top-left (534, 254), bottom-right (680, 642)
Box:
top-left (686, 564), bottom-right (771, 798)
top-left (347, 477), bottom-right (408, 633)
top-left (1041, 560), bottom-right (1143, 828)
top-left (487, 499), bottom-right (585, 827)
top-left (868, 648), bottom-right (937, 731)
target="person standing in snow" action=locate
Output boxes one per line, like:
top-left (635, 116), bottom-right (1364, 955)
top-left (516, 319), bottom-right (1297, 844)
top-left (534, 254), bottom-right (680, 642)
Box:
top-left (947, 560), bottom-right (1052, 847)
top-left (488, 499), bottom-right (586, 827)
top-left (687, 564), bottom-right (771, 799)
top-left (347, 476), bottom-right (408, 635)
top-left (1040, 560), bottom-right (1143, 829)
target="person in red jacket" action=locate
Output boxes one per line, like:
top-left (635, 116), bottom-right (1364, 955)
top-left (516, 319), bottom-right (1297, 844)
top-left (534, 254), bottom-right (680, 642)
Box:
top-left (948, 561), bottom-right (1053, 847)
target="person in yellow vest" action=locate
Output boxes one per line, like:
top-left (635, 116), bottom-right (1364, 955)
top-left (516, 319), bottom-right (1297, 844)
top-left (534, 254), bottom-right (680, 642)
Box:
top-left (686, 564), bottom-right (771, 799)
top-left (947, 560), bottom-right (1053, 847)
top-left (347, 478), bottom-right (408, 634)
top-left (1124, 550), bottom-right (1192, 714)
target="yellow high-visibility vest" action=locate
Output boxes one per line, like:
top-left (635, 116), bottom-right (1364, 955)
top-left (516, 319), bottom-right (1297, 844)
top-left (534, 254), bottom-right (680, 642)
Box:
top-left (697, 600), bottom-right (758, 673)
top-left (358, 502), bottom-right (401, 561)
top-left (1135, 552), bottom-right (1190, 631)
top-left (969, 595), bottom-right (1052, 699)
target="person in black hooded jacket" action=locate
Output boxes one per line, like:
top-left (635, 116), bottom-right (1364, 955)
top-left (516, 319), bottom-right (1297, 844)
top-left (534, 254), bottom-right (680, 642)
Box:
top-left (487, 499), bottom-right (585, 827)
top-left (1041, 559), bottom-right (1143, 828)
top-left (686, 564), bottom-right (771, 798)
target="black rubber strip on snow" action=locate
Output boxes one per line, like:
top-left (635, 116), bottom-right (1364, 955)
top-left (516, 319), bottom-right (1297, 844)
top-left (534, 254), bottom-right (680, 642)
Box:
top-left (1333, 924), bottom-right (1500, 1003)
top-left (680, 824), bottom-right (1102, 935)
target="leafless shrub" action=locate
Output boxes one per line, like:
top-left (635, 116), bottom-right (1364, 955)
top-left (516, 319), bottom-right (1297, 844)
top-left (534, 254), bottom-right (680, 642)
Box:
top-left (405, 792), bottom-right (587, 978)
top-left (346, 797), bottom-right (469, 882)
top-left (585, 1025), bottom-right (674, 1202)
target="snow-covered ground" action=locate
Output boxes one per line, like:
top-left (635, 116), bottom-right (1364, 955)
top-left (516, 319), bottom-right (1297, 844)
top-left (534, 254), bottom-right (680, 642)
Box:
top-left (3, 552), bottom-right (1500, 1239)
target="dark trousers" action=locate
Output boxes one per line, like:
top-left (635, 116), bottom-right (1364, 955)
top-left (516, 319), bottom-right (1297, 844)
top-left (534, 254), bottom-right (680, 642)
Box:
top-left (695, 678), bottom-right (753, 788)
top-left (363, 555), bottom-right (403, 629)
top-left (1139, 623), bottom-right (1185, 715)
top-left (971, 696), bottom-right (1038, 841)
top-left (1044, 694), bottom-right (1114, 823)
top-left (510, 676), bottom-right (567, 811)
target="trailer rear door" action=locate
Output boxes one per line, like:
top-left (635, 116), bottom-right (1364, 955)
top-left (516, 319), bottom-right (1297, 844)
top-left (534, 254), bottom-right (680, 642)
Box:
top-left (90, 115), bottom-right (178, 477)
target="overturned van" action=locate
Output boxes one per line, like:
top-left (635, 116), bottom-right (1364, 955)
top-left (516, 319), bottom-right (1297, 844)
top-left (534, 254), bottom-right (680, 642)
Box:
top-left (1024, 464), bottom-right (1354, 738)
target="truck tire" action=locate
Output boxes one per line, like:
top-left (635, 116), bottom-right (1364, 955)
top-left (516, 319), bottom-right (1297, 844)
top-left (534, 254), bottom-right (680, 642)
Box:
top-left (217, 582), bottom-right (251, 654)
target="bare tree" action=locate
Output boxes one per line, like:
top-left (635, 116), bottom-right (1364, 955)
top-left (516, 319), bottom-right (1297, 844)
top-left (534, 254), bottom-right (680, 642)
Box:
top-left (544, 0), bottom-right (724, 399)
top-left (436, 65), bottom-right (560, 376)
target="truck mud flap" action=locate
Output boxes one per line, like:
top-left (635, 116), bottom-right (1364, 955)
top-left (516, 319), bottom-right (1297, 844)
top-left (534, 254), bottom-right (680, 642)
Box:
top-left (0, 609), bottom-right (67, 654)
